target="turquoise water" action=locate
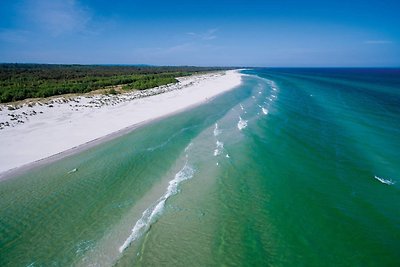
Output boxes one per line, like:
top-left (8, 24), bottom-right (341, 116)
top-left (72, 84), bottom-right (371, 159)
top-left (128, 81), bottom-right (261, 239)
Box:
top-left (1, 69), bottom-right (399, 266)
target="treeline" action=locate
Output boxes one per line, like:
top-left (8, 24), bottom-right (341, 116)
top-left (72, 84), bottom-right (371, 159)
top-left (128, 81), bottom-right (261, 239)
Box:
top-left (0, 64), bottom-right (233, 103)
top-left (122, 73), bottom-right (182, 90)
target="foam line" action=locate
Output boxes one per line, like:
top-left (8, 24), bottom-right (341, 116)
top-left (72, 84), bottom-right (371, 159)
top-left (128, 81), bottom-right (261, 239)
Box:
top-left (119, 161), bottom-right (194, 253)
top-left (374, 175), bottom-right (395, 185)
top-left (237, 116), bottom-right (248, 130)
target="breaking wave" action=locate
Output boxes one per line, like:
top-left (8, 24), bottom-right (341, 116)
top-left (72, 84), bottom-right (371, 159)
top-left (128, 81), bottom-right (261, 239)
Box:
top-left (374, 175), bottom-right (396, 185)
top-left (213, 123), bottom-right (221, 137)
top-left (119, 161), bottom-right (194, 253)
top-left (257, 105), bottom-right (268, 115)
top-left (262, 107), bottom-right (268, 115)
top-left (214, 141), bottom-right (224, 156)
top-left (237, 116), bottom-right (248, 130)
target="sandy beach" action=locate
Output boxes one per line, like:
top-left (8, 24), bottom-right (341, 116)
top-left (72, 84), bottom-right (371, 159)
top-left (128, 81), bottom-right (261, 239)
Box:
top-left (0, 70), bottom-right (243, 176)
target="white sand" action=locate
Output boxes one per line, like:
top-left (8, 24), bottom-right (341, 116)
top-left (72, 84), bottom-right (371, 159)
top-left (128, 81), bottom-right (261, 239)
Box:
top-left (0, 70), bottom-right (243, 175)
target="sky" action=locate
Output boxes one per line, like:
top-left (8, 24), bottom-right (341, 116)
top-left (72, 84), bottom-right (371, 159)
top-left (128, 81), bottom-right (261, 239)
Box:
top-left (0, 0), bottom-right (399, 67)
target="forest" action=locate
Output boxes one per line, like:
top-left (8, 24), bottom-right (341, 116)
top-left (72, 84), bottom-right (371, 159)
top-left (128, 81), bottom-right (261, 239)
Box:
top-left (0, 64), bottom-right (232, 103)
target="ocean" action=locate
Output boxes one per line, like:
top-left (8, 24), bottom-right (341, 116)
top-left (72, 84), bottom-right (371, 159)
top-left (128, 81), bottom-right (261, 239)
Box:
top-left (1, 68), bottom-right (399, 266)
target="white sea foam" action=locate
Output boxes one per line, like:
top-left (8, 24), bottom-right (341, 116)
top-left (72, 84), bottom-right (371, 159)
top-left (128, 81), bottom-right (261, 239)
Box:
top-left (239, 104), bottom-right (244, 111)
top-left (256, 105), bottom-right (268, 115)
top-left (268, 80), bottom-right (278, 89)
top-left (237, 116), bottom-right (248, 130)
top-left (262, 108), bottom-right (268, 115)
top-left (265, 79), bottom-right (278, 92)
top-left (213, 141), bottom-right (224, 156)
top-left (119, 161), bottom-right (194, 253)
top-left (68, 168), bottom-right (77, 174)
top-left (374, 175), bottom-right (395, 185)
top-left (213, 123), bottom-right (221, 136)
top-left (184, 142), bottom-right (193, 152)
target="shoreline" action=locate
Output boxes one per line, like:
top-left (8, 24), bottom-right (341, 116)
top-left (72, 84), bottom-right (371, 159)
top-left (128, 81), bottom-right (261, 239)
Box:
top-left (0, 70), bottom-right (244, 180)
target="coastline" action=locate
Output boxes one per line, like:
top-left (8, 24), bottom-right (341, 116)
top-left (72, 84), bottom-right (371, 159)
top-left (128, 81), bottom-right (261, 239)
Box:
top-left (0, 70), bottom-right (243, 180)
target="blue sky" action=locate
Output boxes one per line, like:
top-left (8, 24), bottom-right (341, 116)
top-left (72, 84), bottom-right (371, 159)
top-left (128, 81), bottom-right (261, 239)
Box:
top-left (0, 0), bottom-right (399, 66)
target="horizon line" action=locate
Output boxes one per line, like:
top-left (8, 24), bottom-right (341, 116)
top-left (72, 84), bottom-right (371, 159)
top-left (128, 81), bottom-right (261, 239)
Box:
top-left (0, 62), bottom-right (399, 69)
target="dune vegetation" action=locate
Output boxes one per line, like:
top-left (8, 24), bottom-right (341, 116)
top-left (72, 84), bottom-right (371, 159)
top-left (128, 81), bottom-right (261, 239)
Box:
top-left (0, 64), bottom-right (231, 103)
